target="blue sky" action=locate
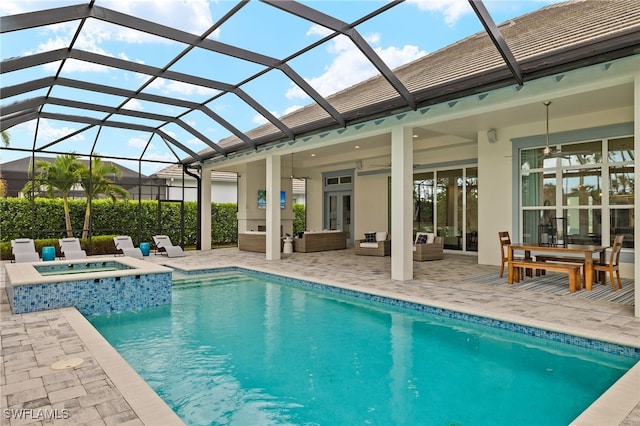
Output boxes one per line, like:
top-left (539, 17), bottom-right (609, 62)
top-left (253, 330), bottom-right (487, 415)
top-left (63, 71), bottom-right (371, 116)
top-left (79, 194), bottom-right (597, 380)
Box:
top-left (1, 0), bottom-right (562, 174)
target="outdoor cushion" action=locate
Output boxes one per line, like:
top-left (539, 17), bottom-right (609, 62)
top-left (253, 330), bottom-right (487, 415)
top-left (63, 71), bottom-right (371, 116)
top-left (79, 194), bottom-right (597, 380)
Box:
top-left (376, 231), bottom-right (388, 242)
top-left (415, 232), bottom-right (435, 244)
top-left (359, 242), bottom-right (380, 249)
top-left (364, 232), bottom-right (376, 243)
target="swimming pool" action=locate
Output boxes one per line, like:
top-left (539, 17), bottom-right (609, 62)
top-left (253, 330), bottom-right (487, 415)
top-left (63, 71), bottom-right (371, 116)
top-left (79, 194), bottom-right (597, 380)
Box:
top-left (88, 268), bottom-right (638, 425)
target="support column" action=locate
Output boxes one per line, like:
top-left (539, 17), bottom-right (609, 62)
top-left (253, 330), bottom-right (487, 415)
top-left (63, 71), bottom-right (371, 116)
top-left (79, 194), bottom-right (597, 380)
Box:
top-left (200, 165), bottom-right (212, 250)
top-left (634, 71), bottom-right (640, 318)
top-left (266, 154), bottom-right (281, 260)
top-left (391, 126), bottom-right (413, 280)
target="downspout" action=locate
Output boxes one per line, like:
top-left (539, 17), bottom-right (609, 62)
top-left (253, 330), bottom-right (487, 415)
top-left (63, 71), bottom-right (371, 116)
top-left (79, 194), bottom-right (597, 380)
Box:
top-left (183, 164), bottom-right (201, 250)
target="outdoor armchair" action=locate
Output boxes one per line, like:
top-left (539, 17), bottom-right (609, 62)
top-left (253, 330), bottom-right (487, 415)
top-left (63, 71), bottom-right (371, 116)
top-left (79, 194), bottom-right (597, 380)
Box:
top-left (412, 233), bottom-right (444, 261)
top-left (354, 231), bottom-right (390, 257)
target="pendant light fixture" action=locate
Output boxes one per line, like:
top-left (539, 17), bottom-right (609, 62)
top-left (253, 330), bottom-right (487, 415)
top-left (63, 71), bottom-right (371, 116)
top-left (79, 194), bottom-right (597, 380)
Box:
top-left (543, 100), bottom-right (552, 156)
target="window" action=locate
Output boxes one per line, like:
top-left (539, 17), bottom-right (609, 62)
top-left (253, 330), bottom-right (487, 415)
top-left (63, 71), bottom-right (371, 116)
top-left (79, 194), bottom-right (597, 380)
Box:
top-left (412, 166), bottom-right (477, 252)
top-left (326, 175), bottom-right (351, 186)
top-left (520, 137), bottom-right (634, 249)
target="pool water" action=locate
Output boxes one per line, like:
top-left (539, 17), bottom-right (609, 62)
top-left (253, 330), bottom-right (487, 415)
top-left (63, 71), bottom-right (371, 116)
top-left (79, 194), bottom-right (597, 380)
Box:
top-left (35, 261), bottom-right (132, 276)
top-left (88, 271), bottom-right (637, 426)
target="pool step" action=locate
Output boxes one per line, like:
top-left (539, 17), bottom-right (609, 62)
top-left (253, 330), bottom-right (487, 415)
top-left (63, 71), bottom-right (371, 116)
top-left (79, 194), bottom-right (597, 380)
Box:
top-left (172, 273), bottom-right (258, 288)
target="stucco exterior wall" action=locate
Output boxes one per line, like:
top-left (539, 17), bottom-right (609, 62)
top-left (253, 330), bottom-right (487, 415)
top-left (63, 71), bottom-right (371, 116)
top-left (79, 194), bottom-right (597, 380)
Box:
top-left (167, 180), bottom-right (237, 203)
top-left (354, 173), bottom-right (389, 241)
top-left (478, 105), bottom-right (635, 278)
top-left (236, 161), bottom-right (295, 235)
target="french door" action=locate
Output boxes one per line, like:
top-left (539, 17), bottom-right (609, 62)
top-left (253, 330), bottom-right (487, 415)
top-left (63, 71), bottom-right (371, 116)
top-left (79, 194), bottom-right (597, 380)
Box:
top-left (325, 190), bottom-right (352, 243)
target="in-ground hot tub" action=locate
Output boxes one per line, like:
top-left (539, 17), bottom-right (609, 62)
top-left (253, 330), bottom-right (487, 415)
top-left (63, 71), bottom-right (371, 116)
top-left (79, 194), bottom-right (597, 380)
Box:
top-left (4, 257), bottom-right (173, 315)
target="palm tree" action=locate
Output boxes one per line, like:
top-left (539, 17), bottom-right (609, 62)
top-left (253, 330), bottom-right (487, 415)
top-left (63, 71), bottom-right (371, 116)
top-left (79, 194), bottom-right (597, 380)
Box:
top-left (0, 130), bottom-right (9, 196)
top-left (79, 157), bottom-right (129, 239)
top-left (22, 154), bottom-right (84, 237)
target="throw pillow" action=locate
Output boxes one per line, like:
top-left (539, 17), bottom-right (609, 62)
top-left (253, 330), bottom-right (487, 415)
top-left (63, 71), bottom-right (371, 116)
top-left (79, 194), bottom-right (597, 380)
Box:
top-left (426, 233), bottom-right (435, 244)
top-left (375, 231), bottom-right (387, 242)
top-left (364, 232), bottom-right (377, 243)
top-left (416, 234), bottom-right (428, 244)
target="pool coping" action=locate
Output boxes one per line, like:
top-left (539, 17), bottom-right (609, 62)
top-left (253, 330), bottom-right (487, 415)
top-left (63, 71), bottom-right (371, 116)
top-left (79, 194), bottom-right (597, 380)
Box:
top-left (61, 307), bottom-right (184, 426)
top-left (4, 256), bottom-right (173, 286)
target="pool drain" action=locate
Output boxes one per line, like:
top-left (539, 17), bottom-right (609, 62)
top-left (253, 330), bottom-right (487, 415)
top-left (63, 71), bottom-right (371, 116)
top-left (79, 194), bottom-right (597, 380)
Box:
top-left (50, 357), bottom-right (84, 370)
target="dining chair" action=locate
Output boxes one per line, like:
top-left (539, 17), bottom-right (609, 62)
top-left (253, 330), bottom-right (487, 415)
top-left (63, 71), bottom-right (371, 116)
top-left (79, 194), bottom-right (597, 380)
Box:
top-left (592, 235), bottom-right (624, 291)
top-left (498, 231), bottom-right (529, 278)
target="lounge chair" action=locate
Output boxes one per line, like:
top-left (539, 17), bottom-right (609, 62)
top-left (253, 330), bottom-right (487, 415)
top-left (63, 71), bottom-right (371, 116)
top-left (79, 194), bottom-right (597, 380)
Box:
top-left (113, 236), bottom-right (144, 259)
top-left (59, 237), bottom-right (88, 259)
top-left (11, 238), bottom-right (41, 263)
top-left (153, 235), bottom-right (185, 257)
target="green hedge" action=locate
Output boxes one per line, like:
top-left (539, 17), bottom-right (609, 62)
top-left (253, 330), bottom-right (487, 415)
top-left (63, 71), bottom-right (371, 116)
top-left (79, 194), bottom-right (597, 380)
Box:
top-left (0, 198), bottom-right (306, 259)
top-left (293, 203), bottom-right (306, 235)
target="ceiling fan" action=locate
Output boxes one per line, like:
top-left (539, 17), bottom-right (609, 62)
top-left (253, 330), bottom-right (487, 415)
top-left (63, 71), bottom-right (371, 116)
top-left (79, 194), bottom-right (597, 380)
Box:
top-left (288, 153), bottom-right (311, 180)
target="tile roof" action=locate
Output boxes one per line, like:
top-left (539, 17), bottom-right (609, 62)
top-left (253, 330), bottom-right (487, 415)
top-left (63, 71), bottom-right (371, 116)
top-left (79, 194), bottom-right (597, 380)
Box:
top-left (206, 0), bottom-right (640, 157)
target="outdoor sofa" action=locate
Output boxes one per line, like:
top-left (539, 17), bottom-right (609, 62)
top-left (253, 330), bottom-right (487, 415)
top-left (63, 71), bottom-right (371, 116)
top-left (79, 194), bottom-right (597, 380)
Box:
top-left (292, 230), bottom-right (347, 253)
top-left (238, 231), bottom-right (284, 253)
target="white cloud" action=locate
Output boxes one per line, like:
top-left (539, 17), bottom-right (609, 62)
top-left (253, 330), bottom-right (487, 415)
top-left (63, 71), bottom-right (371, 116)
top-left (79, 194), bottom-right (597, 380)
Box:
top-left (286, 32), bottom-right (425, 100)
top-left (306, 24), bottom-right (332, 38)
top-left (252, 110), bottom-right (280, 125)
top-left (283, 105), bottom-right (304, 116)
top-left (29, 119), bottom-right (84, 142)
top-left (186, 137), bottom-right (206, 147)
top-left (128, 137), bottom-right (150, 149)
top-left (122, 99), bottom-right (144, 111)
top-left (108, 0), bottom-right (213, 36)
top-left (406, 0), bottom-right (473, 25)
top-left (11, 0), bottom-right (217, 76)
top-left (163, 79), bottom-right (219, 97)
top-left (142, 151), bottom-right (177, 164)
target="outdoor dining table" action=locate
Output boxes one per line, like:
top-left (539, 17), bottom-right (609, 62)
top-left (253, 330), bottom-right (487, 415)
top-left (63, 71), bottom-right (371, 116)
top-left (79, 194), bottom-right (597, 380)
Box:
top-left (507, 243), bottom-right (608, 290)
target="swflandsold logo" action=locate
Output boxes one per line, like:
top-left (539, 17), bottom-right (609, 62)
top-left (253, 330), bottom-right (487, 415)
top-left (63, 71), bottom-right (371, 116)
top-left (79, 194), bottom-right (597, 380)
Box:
top-left (3, 408), bottom-right (70, 420)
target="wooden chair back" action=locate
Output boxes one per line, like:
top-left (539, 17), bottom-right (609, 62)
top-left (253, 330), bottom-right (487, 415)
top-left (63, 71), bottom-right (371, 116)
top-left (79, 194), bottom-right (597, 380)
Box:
top-left (498, 231), bottom-right (511, 261)
top-left (608, 234), bottom-right (624, 266)
top-left (594, 234), bottom-right (624, 291)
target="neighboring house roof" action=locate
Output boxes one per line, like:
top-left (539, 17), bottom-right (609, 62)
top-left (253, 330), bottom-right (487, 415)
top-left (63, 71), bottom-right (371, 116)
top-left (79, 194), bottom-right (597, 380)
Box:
top-left (152, 163), bottom-right (306, 194)
top-left (1, 156), bottom-right (145, 180)
top-left (152, 164), bottom-right (238, 182)
top-left (0, 156), bottom-right (147, 197)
